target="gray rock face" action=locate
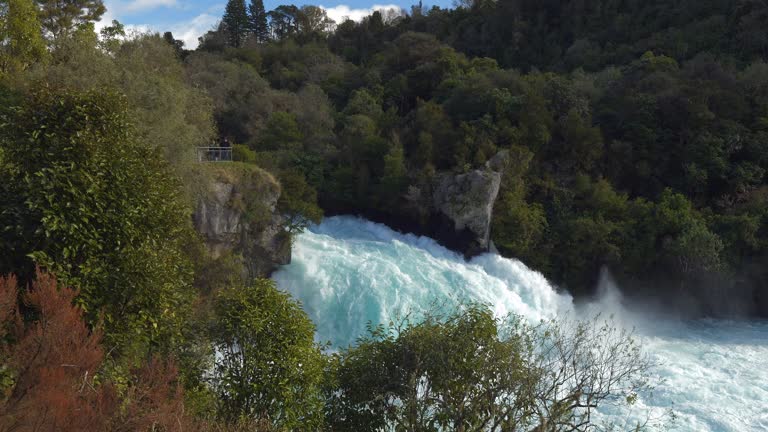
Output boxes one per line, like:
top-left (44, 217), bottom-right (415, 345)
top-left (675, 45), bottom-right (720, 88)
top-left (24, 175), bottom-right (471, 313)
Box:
top-left (195, 182), bottom-right (243, 257)
top-left (194, 176), bottom-right (290, 278)
top-left (407, 150), bottom-right (508, 257)
top-left (432, 169), bottom-right (502, 256)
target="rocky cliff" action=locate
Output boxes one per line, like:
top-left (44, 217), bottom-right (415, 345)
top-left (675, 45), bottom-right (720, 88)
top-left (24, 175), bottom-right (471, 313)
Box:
top-left (193, 165), bottom-right (291, 278)
top-left (405, 151), bottom-right (508, 257)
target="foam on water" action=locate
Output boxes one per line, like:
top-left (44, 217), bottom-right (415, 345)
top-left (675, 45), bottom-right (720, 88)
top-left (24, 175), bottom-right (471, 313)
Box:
top-left (273, 216), bottom-right (768, 432)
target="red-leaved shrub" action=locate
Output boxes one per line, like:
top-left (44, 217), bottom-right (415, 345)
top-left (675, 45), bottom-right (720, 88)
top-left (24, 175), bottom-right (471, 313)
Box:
top-left (0, 270), bottom-right (195, 431)
top-left (0, 270), bottom-right (113, 431)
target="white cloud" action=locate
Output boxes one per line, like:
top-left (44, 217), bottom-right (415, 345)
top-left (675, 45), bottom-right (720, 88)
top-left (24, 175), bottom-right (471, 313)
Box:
top-left (94, 8), bottom-right (117, 33)
top-left (96, 6), bottom-right (218, 50)
top-left (167, 13), bottom-right (220, 49)
top-left (321, 4), bottom-right (404, 23)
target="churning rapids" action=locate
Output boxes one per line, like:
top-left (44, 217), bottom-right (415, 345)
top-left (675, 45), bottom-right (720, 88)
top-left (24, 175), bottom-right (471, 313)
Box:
top-left (273, 216), bottom-right (768, 432)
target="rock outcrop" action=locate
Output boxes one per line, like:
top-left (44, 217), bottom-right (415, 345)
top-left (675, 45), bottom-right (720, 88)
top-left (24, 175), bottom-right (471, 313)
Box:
top-left (194, 166), bottom-right (291, 278)
top-left (405, 151), bottom-right (508, 257)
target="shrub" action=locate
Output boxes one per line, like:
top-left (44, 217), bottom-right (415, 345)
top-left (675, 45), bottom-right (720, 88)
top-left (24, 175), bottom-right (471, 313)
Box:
top-left (0, 269), bottom-right (196, 431)
top-left (233, 143), bottom-right (257, 163)
top-left (211, 278), bottom-right (326, 429)
top-left (0, 87), bottom-right (197, 361)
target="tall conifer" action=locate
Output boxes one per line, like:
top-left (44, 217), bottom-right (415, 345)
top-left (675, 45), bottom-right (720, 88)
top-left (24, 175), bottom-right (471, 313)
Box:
top-left (248, 0), bottom-right (269, 43)
top-left (222, 0), bottom-right (249, 47)
top-left (35, 0), bottom-right (105, 40)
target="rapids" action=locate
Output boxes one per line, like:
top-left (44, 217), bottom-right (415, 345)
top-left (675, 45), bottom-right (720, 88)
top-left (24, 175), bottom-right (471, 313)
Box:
top-left (273, 216), bottom-right (768, 432)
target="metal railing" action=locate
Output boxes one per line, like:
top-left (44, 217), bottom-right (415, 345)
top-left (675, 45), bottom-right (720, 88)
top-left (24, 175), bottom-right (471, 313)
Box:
top-left (197, 147), bottom-right (233, 163)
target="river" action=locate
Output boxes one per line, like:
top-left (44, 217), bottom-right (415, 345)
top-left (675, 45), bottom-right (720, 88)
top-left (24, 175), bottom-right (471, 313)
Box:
top-left (273, 216), bottom-right (768, 431)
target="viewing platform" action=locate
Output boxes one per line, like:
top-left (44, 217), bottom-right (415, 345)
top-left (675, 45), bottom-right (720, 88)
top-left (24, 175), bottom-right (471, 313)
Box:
top-left (197, 147), bottom-right (233, 162)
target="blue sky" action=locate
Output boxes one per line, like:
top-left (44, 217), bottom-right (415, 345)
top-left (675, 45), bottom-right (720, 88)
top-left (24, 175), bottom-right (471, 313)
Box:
top-left (99, 0), bottom-right (452, 49)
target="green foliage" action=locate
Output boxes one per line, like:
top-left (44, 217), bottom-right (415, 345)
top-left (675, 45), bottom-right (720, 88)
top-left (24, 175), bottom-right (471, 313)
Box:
top-left (669, 221), bottom-right (724, 274)
top-left (223, 0), bottom-right (249, 48)
top-left (36, 0), bottom-right (105, 41)
top-left (261, 39), bottom-right (348, 92)
top-left (410, 100), bottom-right (458, 169)
top-left (296, 5), bottom-right (334, 39)
top-left (211, 279), bottom-right (325, 429)
top-left (258, 111), bottom-right (303, 152)
top-left (493, 188), bottom-right (547, 265)
top-left (343, 88), bottom-right (382, 120)
top-left (163, 31), bottom-right (185, 57)
top-left (114, 37), bottom-right (213, 168)
top-left (0, 0), bottom-right (47, 77)
top-left (492, 146), bottom-right (547, 267)
top-left (389, 0), bottom-right (766, 71)
top-left (233, 143), bottom-right (257, 163)
top-left (553, 109), bottom-right (603, 172)
top-left (327, 306), bottom-right (659, 432)
top-left (636, 189), bottom-right (725, 275)
top-left (185, 51), bottom-right (270, 144)
top-left (247, 0), bottom-right (269, 43)
top-left (0, 87), bottom-right (197, 362)
top-left (193, 251), bottom-right (247, 298)
top-left (278, 168), bottom-right (323, 233)
top-left (379, 140), bottom-right (408, 206)
top-left (268, 5), bottom-right (300, 40)
top-left (98, 19), bottom-right (124, 53)
top-left (25, 33), bottom-right (215, 200)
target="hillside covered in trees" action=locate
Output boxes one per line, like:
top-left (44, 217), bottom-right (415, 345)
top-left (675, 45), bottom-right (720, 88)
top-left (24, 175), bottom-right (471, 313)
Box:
top-left (0, 0), bottom-right (765, 430)
top-left (187, 0), bottom-right (768, 314)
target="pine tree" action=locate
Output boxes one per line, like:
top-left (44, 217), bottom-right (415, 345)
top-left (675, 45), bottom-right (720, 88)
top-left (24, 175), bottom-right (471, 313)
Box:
top-left (247, 0), bottom-right (269, 43)
top-left (35, 0), bottom-right (106, 40)
top-left (222, 0), bottom-right (249, 47)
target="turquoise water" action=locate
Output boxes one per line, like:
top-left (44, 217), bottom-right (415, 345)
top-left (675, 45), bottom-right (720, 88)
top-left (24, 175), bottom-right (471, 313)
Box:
top-left (273, 216), bottom-right (768, 432)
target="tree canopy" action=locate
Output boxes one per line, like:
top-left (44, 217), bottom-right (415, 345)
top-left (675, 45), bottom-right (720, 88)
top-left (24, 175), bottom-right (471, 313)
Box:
top-left (326, 305), bottom-right (659, 432)
top-left (36, 0), bottom-right (105, 41)
top-left (248, 0), bottom-right (269, 42)
top-left (211, 279), bottom-right (326, 428)
top-left (0, 88), bottom-right (197, 361)
top-left (223, 0), bottom-right (249, 48)
top-left (0, 0), bottom-right (47, 76)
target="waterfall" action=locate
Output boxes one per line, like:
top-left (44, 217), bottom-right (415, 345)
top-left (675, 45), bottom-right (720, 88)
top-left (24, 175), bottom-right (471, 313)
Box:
top-left (273, 216), bottom-right (768, 432)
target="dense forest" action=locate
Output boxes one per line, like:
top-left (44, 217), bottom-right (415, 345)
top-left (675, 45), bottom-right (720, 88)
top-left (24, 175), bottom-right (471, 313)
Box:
top-left (0, 0), bottom-right (766, 429)
top-left (188, 0), bottom-right (768, 310)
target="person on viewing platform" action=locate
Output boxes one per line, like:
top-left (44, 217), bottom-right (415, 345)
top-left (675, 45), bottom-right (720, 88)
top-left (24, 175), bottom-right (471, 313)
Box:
top-left (219, 137), bottom-right (231, 161)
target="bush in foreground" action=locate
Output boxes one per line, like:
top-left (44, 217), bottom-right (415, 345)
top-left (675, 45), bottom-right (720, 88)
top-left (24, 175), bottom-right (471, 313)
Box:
top-left (326, 305), bottom-right (663, 432)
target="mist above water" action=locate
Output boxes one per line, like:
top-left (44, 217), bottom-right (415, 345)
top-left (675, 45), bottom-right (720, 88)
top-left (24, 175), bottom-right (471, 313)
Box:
top-left (273, 216), bottom-right (768, 432)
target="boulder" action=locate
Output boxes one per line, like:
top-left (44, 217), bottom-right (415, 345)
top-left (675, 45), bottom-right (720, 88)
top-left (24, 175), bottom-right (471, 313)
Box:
top-left (432, 169), bottom-right (502, 257)
top-left (416, 151), bottom-right (508, 257)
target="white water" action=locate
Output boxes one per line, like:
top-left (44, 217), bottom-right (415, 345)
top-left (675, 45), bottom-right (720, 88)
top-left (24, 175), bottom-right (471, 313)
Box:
top-left (273, 216), bottom-right (768, 432)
